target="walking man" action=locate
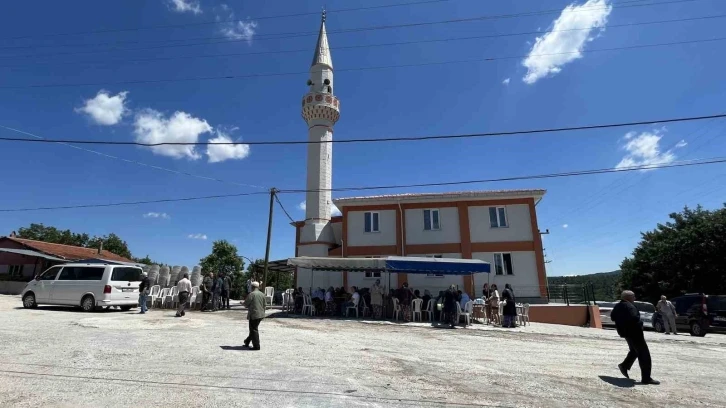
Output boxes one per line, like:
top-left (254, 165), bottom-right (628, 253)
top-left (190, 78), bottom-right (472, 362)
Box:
top-left (138, 270), bottom-right (151, 314)
top-left (657, 295), bottom-right (677, 335)
top-left (243, 281), bottom-right (266, 350)
top-left (611, 290), bottom-right (659, 385)
top-left (176, 273), bottom-right (192, 317)
top-left (222, 272), bottom-right (232, 310)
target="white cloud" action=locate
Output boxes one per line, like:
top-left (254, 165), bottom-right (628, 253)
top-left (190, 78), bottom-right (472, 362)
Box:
top-left (168, 0), bottom-right (202, 14)
top-left (216, 5), bottom-right (257, 44)
top-left (615, 129), bottom-right (686, 170)
top-left (143, 212), bottom-right (170, 219)
top-left (133, 109), bottom-right (212, 160)
top-left (502, 78), bottom-right (510, 85)
top-left (298, 201), bottom-right (341, 216)
top-left (75, 90), bottom-right (129, 125)
top-left (206, 131), bottom-right (250, 163)
top-left (188, 233), bottom-right (208, 240)
top-left (562, 224), bottom-right (569, 229)
top-left (522, 0), bottom-right (612, 84)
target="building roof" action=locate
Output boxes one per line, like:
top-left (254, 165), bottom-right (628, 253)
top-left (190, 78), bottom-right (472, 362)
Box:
top-left (0, 237), bottom-right (134, 263)
top-left (311, 13), bottom-right (332, 69)
top-left (0, 247), bottom-right (67, 262)
top-left (333, 189), bottom-right (546, 207)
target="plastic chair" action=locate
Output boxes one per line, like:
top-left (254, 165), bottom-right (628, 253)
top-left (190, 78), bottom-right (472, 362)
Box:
top-left (392, 298), bottom-right (402, 321)
top-left (522, 303), bottom-right (530, 326)
top-left (188, 287), bottom-right (198, 310)
top-left (164, 287), bottom-right (177, 309)
top-left (497, 302), bottom-right (505, 326)
top-left (302, 295), bottom-right (315, 316)
top-left (154, 288), bottom-right (169, 308)
top-left (456, 302), bottom-right (470, 326)
top-left (346, 296), bottom-right (360, 318)
top-left (281, 292), bottom-right (289, 312)
top-left (264, 286), bottom-right (274, 306)
top-left (423, 299), bottom-right (434, 321)
top-left (360, 297), bottom-right (370, 317)
top-left (411, 298), bottom-right (423, 322)
top-left (146, 285), bottom-right (161, 308)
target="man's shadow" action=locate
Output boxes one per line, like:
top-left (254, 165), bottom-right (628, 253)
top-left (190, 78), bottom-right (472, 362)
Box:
top-left (220, 346), bottom-right (248, 351)
top-left (598, 375), bottom-right (635, 388)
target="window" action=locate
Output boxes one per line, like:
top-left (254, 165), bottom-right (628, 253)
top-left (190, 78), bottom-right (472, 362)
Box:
top-left (111, 267), bottom-right (143, 282)
top-left (423, 209), bottom-right (440, 231)
top-left (489, 206), bottom-right (508, 228)
top-left (493, 253), bottom-right (513, 275)
top-left (426, 255), bottom-right (444, 277)
top-left (58, 267), bottom-right (77, 280)
top-left (364, 212), bottom-right (379, 233)
top-left (364, 256), bottom-right (382, 278)
top-left (40, 267), bottom-right (61, 281)
top-left (8, 265), bottom-right (24, 278)
top-left (77, 267), bottom-right (105, 281)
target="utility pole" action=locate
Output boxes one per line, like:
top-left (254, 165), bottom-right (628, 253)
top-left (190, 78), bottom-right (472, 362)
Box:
top-left (539, 229), bottom-right (551, 300)
top-left (262, 187), bottom-right (277, 288)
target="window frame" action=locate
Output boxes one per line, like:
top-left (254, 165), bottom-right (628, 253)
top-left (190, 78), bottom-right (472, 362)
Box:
top-left (425, 254), bottom-right (444, 277)
top-left (489, 206), bottom-right (508, 228)
top-left (493, 252), bottom-right (514, 276)
top-left (363, 256), bottom-right (382, 278)
top-left (8, 265), bottom-right (24, 278)
top-left (423, 209), bottom-right (441, 231)
top-left (364, 211), bottom-right (380, 233)
top-left (39, 266), bottom-right (62, 281)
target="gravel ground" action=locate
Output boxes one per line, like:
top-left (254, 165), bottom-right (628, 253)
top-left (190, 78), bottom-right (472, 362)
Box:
top-left (1, 295), bottom-right (725, 408)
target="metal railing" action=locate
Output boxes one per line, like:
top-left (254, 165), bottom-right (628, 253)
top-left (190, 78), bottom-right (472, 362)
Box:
top-left (547, 284), bottom-right (596, 306)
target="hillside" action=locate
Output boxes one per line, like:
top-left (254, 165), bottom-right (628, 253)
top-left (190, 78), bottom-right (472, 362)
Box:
top-left (548, 270), bottom-right (621, 301)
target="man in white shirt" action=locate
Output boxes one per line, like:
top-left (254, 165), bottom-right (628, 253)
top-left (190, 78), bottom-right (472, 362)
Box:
top-left (344, 287), bottom-right (360, 317)
top-left (176, 273), bottom-right (193, 317)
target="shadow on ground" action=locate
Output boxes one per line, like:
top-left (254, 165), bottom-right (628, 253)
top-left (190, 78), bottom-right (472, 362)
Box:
top-left (599, 375), bottom-right (635, 388)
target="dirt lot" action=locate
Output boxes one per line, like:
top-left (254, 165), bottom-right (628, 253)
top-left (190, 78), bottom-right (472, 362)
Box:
top-left (0, 295), bottom-right (725, 407)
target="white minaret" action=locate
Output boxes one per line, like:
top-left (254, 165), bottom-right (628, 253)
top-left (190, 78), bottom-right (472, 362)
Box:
top-left (299, 11), bottom-right (339, 254)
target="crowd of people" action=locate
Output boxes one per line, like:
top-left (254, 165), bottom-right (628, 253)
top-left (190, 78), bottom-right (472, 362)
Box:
top-left (288, 280), bottom-right (520, 328)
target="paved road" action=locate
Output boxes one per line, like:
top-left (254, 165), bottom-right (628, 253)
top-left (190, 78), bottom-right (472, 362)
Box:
top-left (0, 295), bottom-right (725, 407)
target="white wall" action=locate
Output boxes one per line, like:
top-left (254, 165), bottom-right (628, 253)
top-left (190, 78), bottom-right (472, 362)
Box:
top-left (472, 251), bottom-right (540, 298)
top-left (348, 271), bottom-right (399, 294)
top-left (469, 204), bottom-right (533, 243)
top-left (346, 209), bottom-right (397, 246)
top-left (405, 207), bottom-right (460, 245)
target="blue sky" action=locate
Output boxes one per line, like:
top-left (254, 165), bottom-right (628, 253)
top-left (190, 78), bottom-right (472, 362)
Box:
top-left (1, 0), bottom-right (725, 276)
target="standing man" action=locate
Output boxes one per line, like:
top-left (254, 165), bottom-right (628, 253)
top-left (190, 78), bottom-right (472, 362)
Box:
top-left (243, 281), bottom-right (266, 351)
top-left (176, 273), bottom-right (192, 317)
top-left (138, 270), bottom-right (151, 314)
top-left (611, 290), bottom-right (660, 385)
top-left (202, 272), bottom-right (213, 311)
top-left (657, 295), bottom-right (677, 335)
top-left (212, 272), bottom-right (222, 312)
top-left (222, 272), bottom-right (232, 310)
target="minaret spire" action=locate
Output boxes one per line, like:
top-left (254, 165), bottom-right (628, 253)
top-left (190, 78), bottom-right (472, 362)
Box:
top-left (311, 9), bottom-right (332, 69)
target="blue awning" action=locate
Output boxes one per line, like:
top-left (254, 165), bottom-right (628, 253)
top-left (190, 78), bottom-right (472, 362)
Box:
top-left (385, 256), bottom-right (490, 275)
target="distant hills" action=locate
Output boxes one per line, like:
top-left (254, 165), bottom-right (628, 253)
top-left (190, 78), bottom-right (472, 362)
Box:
top-left (548, 270), bottom-right (622, 301)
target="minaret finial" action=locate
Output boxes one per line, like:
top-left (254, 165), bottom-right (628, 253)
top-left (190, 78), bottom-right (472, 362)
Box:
top-left (322, 8), bottom-right (326, 23)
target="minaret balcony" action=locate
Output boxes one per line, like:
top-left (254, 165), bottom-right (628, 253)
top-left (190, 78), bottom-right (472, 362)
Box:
top-left (301, 92), bottom-right (340, 124)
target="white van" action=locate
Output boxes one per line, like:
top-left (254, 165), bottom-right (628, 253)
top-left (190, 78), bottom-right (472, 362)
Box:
top-left (21, 263), bottom-right (143, 312)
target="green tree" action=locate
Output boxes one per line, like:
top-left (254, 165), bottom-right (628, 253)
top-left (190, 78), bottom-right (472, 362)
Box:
top-left (89, 233), bottom-right (132, 259)
top-left (199, 240), bottom-right (245, 297)
top-left (16, 223), bottom-right (131, 259)
top-left (619, 205), bottom-right (726, 304)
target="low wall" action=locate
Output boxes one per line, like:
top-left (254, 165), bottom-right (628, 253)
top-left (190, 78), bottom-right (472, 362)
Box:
top-left (0, 281), bottom-right (27, 295)
top-left (529, 304), bottom-right (601, 328)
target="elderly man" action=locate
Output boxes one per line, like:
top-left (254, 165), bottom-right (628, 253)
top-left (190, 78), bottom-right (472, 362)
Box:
top-left (176, 273), bottom-right (192, 318)
top-left (243, 281), bottom-right (266, 351)
top-left (138, 270), bottom-right (151, 314)
top-left (611, 290), bottom-right (659, 385)
top-left (657, 295), bottom-right (677, 335)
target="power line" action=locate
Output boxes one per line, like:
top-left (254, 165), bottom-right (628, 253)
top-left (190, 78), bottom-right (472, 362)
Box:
top-left (3, 156), bottom-right (726, 212)
top-left (1, 35), bottom-right (722, 90)
top-left (1, 0), bottom-right (698, 60)
top-left (3, 112), bottom-right (725, 146)
top-left (0, 0), bottom-right (451, 41)
top-left (5, 13), bottom-right (724, 68)
top-left (273, 194), bottom-right (297, 224)
top-left (0, 125), bottom-right (264, 189)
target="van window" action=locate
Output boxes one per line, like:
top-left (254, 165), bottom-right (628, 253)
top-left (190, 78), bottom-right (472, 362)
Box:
top-left (111, 267), bottom-right (142, 282)
top-left (58, 268), bottom-right (75, 280)
top-left (40, 267), bottom-right (62, 280)
top-left (76, 267), bottom-right (104, 281)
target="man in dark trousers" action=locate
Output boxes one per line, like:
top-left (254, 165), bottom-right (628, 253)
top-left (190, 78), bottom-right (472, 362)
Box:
top-left (138, 270), bottom-right (151, 314)
top-left (201, 272), bottom-right (213, 311)
top-left (221, 272), bottom-right (232, 310)
top-left (611, 290), bottom-right (660, 385)
top-left (243, 281), bottom-right (266, 351)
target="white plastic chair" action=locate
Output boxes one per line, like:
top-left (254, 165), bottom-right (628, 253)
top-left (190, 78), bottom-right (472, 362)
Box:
top-left (456, 301), bottom-right (472, 326)
top-left (146, 285), bottom-right (161, 308)
top-left (281, 292), bottom-right (290, 312)
top-left (360, 296), bottom-right (370, 317)
top-left (423, 299), bottom-right (434, 321)
top-left (521, 303), bottom-right (530, 326)
top-left (346, 295), bottom-right (360, 318)
top-left (264, 286), bottom-right (274, 306)
top-left (497, 301), bottom-right (505, 326)
top-left (411, 298), bottom-right (423, 322)
top-left (154, 288), bottom-right (169, 308)
top-left (302, 295), bottom-right (315, 316)
top-left (188, 287), bottom-right (198, 310)
top-left (392, 298), bottom-right (402, 321)
top-left (164, 287), bottom-right (177, 309)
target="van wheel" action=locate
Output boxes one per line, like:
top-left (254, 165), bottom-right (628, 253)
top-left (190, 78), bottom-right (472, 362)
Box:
top-left (22, 293), bottom-right (37, 309)
top-left (690, 322), bottom-right (707, 337)
top-left (653, 320), bottom-right (664, 333)
top-left (81, 295), bottom-right (96, 312)
top-left (119, 306), bottom-right (132, 312)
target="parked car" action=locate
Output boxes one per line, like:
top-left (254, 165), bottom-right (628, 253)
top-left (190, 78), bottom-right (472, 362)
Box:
top-left (653, 294), bottom-right (726, 336)
top-left (21, 263), bottom-right (143, 312)
top-left (598, 301), bottom-right (655, 330)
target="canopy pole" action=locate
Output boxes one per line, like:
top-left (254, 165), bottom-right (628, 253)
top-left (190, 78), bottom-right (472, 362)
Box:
top-left (471, 272), bottom-right (474, 298)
